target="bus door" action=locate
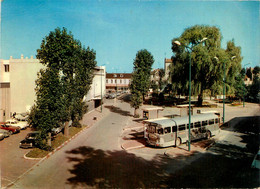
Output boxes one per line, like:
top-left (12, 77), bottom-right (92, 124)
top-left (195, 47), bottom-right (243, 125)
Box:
top-left (163, 126), bottom-right (173, 143)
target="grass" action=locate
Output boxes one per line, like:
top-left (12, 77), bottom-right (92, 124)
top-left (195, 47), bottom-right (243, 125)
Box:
top-left (26, 125), bottom-right (87, 159)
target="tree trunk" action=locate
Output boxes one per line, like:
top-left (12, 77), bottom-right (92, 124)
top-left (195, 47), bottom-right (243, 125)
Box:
top-left (134, 108), bottom-right (138, 117)
top-left (47, 132), bottom-right (52, 147)
top-left (64, 121), bottom-right (69, 137)
top-left (198, 94), bottom-right (203, 107)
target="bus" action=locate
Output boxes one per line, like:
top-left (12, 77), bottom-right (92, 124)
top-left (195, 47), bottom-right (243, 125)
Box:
top-left (145, 113), bottom-right (220, 147)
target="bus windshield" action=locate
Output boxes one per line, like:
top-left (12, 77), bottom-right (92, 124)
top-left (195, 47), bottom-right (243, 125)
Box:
top-left (148, 123), bottom-right (163, 135)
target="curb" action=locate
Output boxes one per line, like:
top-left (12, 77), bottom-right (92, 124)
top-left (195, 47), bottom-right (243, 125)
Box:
top-left (24, 125), bottom-right (91, 160)
top-left (121, 143), bottom-right (145, 151)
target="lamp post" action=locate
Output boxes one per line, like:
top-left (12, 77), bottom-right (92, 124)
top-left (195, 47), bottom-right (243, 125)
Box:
top-left (243, 63), bottom-right (250, 107)
top-left (174, 37), bottom-right (207, 151)
top-left (214, 56), bottom-right (236, 124)
top-left (100, 65), bottom-right (106, 112)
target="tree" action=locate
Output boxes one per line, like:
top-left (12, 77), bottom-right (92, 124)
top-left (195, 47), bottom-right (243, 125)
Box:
top-left (130, 49), bottom-right (154, 116)
top-left (246, 68), bottom-right (253, 80)
top-left (171, 25), bottom-right (242, 106)
top-left (158, 68), bottom-right (166, 91)
top-left (234, 68), bottom-right (246, 100)
top-left (29, 28), bottom-right (96, 148)
top-left (248, 66), bottom-right (260, 102)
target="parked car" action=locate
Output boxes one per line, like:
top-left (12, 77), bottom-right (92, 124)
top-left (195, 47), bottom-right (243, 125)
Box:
top-left (0, 129), bottom-right (11, 138)
top-left (0, 124), bottom-right (20, 134)
top-left (106, 93), bottom-right (116, 99)
top-left (15, 112), bottom-right (29, 121)
top-left (19, 131), bottom-right (40, 148)
top-left (51, 126), bottom-right (64, 135)
top-left (0, 132), bottom-right (5, 140)
top-left (5, 119), bottom-right (28, 130)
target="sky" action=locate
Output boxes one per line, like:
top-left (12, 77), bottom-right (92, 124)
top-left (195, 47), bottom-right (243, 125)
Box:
top-left (0, 0), bottom-right (259, 73)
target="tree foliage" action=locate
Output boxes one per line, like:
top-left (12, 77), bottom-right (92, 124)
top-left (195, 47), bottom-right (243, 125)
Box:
top-left (28, 27), bottom-right (96, 148)
top-left (171, 25), bottom-right (243, 105)
top-left (130, 49), bottom-right (154, 115)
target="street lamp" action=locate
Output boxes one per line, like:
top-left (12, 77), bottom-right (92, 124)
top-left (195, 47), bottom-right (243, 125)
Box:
top-left (99, 65), bottom-right (106, 112)
top-left (174, 37), bottom-right (207, 151)
top-left (243, 63), bottom-right (251, 107)
top-left (214, 56), bottom-right (236, 124)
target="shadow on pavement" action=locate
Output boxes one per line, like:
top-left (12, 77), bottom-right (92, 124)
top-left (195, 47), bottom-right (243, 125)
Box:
top-left (221, 116), bottom-right (259, 154)
top-left (65, 144), bottom-right (259, 188)
top-left (104, 105), bottom-right (132, 117)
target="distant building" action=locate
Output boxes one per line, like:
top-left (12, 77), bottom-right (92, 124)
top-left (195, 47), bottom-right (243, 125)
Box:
top-left (164, 58), bottom-right (172, 82)
top-left (106, 73), bottom-right (132, 93)
top-left (0, 55), bottom-right (106, 122)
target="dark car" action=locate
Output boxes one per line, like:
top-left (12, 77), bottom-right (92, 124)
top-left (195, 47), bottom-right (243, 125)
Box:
top-left (0, 124), bottom-right (20, 134)
top-left (19, 131), bottom-right (40, 148)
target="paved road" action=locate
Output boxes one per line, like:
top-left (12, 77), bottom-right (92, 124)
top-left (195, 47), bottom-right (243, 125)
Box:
top-left (8, 98), bottom-right (133, 188)
top-left (4, 98), bottom-right (260, 188)
top-left (0, 127), bottom-right (40, 187)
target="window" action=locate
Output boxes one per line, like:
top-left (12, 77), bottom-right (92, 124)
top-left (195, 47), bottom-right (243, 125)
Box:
top-left (164, 127), bottom-right (171, 134)
top-left (157, 128), bottom-right (163, 135)
top-left (106, 80), bottom-right (108, 84)
top-left (202, 120), bottom-right (208, 126)
top-left (215, 118), bottom-right (219, 124)
top-left (111, 80), bottom-right (113, 84)
top-left (120, 79), bottom-right (122, 84)
top-left (195, 121), bottom-right (201, 128)
top-left (172, 126), bottom-right (177, 132)
top-left (178, 124), bottom-right (186, 131)
top-left (187, 123), bottom-right (193, 128)
top-left (115, 80), bottom-right (117, 84)
top-left (209, 119), bottom-right (214, 125)
top-left (4, 65), bottom-right (9, 72)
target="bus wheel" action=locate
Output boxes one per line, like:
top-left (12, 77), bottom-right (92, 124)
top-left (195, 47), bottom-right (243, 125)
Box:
top-left (206, 131), bottom-right (211, 139)
top-left (176, 137), bottom-right (181, 147)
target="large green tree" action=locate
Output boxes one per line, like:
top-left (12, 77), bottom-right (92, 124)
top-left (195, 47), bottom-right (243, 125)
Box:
top-left (171, 25), bottom-right (242, 106)
top-left (29, 28), bottom-right (96, 148)
top-left (130, 49), bottom-right (154, 116)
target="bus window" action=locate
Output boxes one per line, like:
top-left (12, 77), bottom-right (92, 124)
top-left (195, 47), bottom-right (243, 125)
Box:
top-left (215, 118), bottom-right (219, 124)
top-left (195, 121), bottom-right (201, 128)
top-left (172, 126), bottom-right (177, 132)
top-left (164, 127), bottom-right (171, 134)
top-left (157, 128), bottom-right (163, 135)
top-left (209, 119), bottom-right (214, 125)
top-left (202, 120), bottom-right (208, 126)
top-left (178, 124), bottom-right (186, 131)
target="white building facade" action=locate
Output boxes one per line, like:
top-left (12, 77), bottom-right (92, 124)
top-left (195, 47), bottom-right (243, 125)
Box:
top-left (0, 55), bottom-right (106, 122)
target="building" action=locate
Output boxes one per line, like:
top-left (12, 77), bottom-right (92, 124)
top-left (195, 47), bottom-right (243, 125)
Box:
top-left (0, 55), bottom-right (106, 122)
top-left (83, 66), bottom-right (106, 109)
top-left (0, 55), bottom-right (45, 122)
top-left (106, 73), bottom-right (132, 93)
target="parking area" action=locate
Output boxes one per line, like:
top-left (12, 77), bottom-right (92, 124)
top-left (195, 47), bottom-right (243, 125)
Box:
top-left (0, 127), bottom-right (40, 187)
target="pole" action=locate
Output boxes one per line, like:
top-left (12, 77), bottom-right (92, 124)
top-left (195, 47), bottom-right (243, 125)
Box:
top-left (188, 51), bottom-right (191, 151)
top-left (101, 69), bottom-right (103, 112)
top-left (243, 63), bottom-right (250, 107)
top-left (223, 61), bottom-right (225, 123)
top-left (243, 81), bottom-right (245, 107)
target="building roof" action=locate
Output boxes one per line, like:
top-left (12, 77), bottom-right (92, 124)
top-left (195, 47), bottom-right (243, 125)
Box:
top-left (164, 58), bottom-right (173, 63)
top-left (106, 73), bottom-right (132, 79)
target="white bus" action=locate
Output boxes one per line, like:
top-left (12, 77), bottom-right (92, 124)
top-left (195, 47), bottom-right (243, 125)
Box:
top-left (145, 113), bottom-right (220, 147)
